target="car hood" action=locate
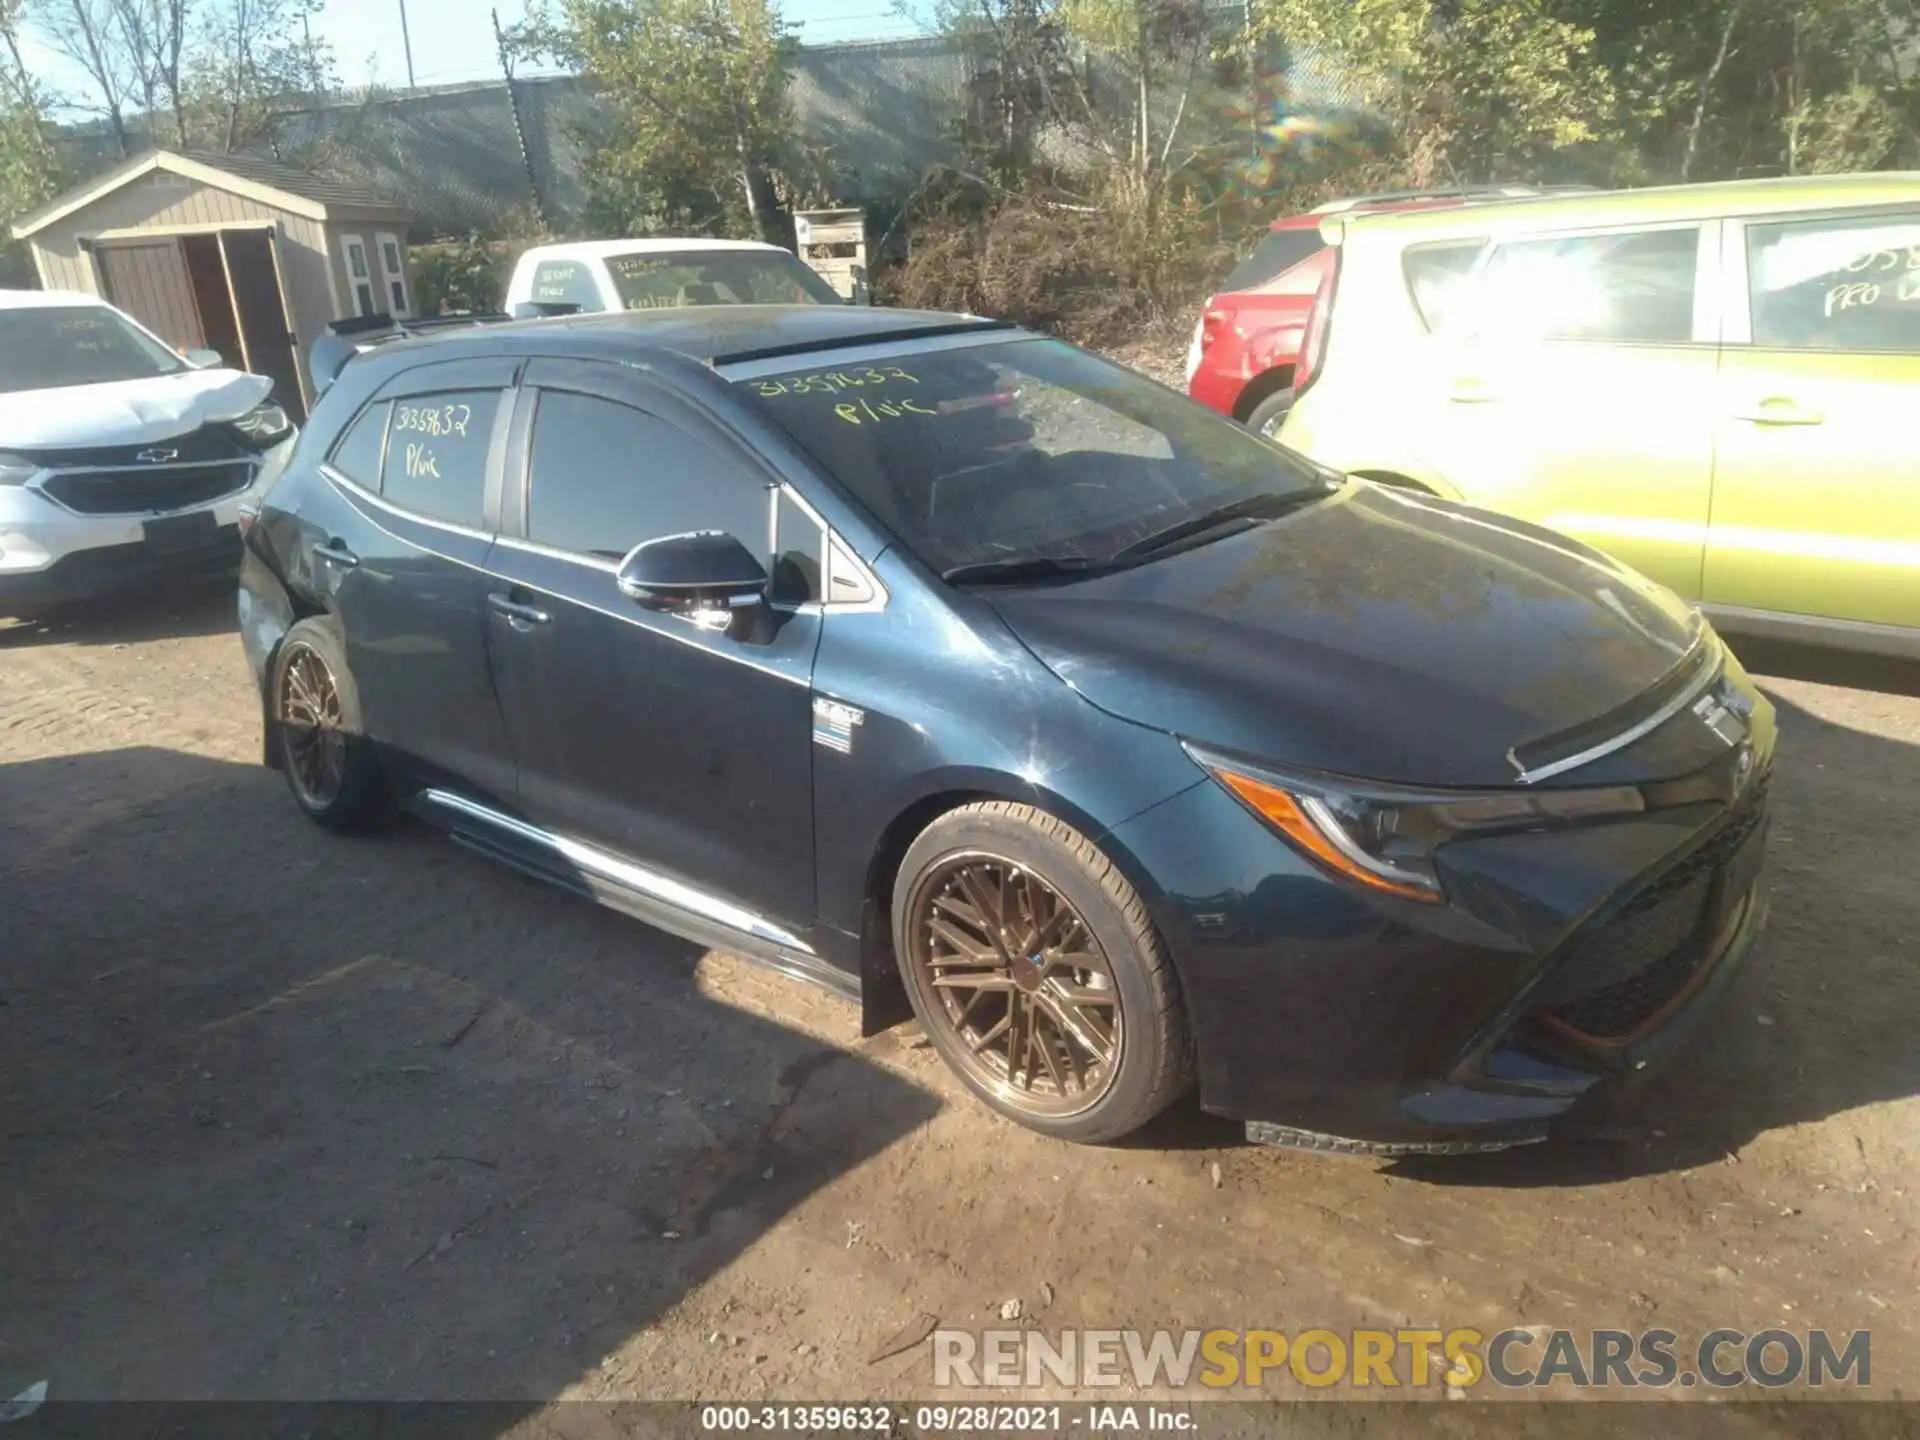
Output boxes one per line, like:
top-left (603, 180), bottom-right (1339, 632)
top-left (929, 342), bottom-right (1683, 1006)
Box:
top-left (0, 368), bottom-right (271, 450)
top-left (988, 483), bottom-right (1708, 788)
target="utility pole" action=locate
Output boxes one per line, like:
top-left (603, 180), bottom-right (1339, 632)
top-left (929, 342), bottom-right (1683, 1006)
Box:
top-left (397, 0), bottom-right (416, 88)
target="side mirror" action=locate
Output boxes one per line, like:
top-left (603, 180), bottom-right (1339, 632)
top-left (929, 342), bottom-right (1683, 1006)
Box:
top-left (616, 531), bottom-right (768, 617)
top-left (182, 347), bottom-right (224, 369)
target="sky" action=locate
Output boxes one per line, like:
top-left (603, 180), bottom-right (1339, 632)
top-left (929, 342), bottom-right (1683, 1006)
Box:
top-left (21, 0), bottom-right (924, 113)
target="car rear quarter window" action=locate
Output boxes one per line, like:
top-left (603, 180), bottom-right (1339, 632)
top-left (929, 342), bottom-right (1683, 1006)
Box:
top-left (531, 259), bottom-right (604, 312)
top-left (379, 390), bottom-right (501, 528)
top-left (1478, 227), bottom-right (1701, 344)
top-left (1402, 239), bottom-right (1486, 332)
top-left (328, 400), bottom-right (390, 485)
top-left (525, 389), bottom-right (771, 561)
top-left (1747, 212), bottom-right (1920, 353)
top-left (1221, 229), bottom-right (1326, 293)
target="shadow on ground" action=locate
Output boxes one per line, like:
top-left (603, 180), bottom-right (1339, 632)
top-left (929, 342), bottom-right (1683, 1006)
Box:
top-left (1391, 670), bottom-right (1920, 1188)
top-left (0, 582), bottom-right (238, 650)
top-left (0, 744), bottom-right (940, 1406)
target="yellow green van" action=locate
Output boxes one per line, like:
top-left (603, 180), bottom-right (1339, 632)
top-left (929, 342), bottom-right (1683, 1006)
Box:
top-left (1277, 173), bottom-right (1920, 657)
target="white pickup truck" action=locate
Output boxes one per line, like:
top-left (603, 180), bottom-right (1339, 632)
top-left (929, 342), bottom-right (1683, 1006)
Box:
top-left (503, 238), bottom-right (846, 316)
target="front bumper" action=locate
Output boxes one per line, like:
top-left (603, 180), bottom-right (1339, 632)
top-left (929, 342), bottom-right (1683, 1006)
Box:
top-left (1107, 709), bottom-right (1774, 1151)
top-left (0, 435), bottom-right (292, 613)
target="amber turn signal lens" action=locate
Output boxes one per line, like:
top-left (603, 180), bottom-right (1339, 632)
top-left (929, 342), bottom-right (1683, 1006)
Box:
top-left (1212, 767), bottom-right (1440, 903)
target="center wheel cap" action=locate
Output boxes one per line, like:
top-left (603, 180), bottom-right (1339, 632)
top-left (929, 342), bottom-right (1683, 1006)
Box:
top-left (1011, 953), bottom-right (1045, 993)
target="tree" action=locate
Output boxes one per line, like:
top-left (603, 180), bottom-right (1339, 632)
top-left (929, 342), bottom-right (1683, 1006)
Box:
top-left (183, 0), bottom-right (332, 153)
top-left (30, 0), bottom-right (141, 154)
top-left (1, 0), bottom-right (62, 284)
top-left (1251, 0), bottom-right (1618, 184)
top-left (542, 0), bottom-right (796, 241)
top-left (109, 0), bottom-right (194, 148)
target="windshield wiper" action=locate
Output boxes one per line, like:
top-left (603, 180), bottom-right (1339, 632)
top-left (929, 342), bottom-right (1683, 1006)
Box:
top-left (1110, 485), bottom-right (1332, 564)
top-left (940, 554), bottom-right (1122, 586)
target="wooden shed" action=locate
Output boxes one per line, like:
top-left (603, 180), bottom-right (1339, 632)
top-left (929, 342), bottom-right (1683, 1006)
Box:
top-left (8, 150), bottom-right (419, 423)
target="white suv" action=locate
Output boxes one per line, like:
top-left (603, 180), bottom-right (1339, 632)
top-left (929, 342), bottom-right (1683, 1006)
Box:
top-left (0, 289), bottom-right (296, 619)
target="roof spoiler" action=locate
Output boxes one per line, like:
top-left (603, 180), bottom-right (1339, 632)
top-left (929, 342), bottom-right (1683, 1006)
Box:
top-left (309, 310), bottom-right (516, 399)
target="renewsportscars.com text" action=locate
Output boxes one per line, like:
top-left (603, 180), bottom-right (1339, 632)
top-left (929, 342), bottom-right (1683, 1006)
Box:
top-left (932, 1327), bottom-right (1871, 1390)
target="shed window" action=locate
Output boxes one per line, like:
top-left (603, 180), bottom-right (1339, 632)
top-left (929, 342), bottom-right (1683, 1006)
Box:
top-left (377, 231), bottom-right (410, 317)
top-left (341, 235), bottom-right (376, 316)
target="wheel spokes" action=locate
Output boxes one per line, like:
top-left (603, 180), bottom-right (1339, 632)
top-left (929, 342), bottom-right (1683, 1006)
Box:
top-left (915, 856), bottom-right (1122, 1112)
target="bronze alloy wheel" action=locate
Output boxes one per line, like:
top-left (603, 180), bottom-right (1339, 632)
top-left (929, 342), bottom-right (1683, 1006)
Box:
top-left (278, 641), bottom-right (347, 809)
top-left (904, 852), bottom-right (1123, 1118)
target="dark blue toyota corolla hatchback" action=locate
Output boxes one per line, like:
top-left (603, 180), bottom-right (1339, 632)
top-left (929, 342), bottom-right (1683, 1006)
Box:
top-left (238, 305), bottom-right (1774, 1153)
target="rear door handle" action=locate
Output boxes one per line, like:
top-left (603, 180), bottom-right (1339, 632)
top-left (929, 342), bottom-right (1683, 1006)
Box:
top-left (487, 591), bottom-right (551, 629)
top-left (312, 540), bottom-right (358, 568)
top-left (1447, 379), bottom-right (1501, 404)
top-left (1734, 398), bottom-right (1825, 426)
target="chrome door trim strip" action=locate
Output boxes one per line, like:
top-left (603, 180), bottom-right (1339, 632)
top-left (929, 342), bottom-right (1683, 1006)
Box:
top-left (419, 788), bottom-right (815, 954)
top-left (1507, 637), bottom-right (1723, 785)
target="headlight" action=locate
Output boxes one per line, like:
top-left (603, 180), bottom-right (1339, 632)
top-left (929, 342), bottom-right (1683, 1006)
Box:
top-left (0, 452), bottom-right (38, 486)
top-left (231, 400), bottom-right (293, 447)
top-left (1185, 744), bottom-right (1646, 904)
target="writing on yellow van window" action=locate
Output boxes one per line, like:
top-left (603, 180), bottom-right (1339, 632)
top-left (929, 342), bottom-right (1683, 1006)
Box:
top-left (751, 366), bottom-right (918, 398)
top-left (833, 396), bottom-right (939, 426)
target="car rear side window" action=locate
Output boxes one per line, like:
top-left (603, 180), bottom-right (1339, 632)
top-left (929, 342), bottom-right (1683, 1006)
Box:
top-left (1747, 212), bottom-right (1920, 353)
top-left (525, 389), bottom-right (771, 561)
top-left (1402, 240), bottom-right (1485, 332)
top-left (1220, 229), bottom-right (1325, 292)
top-left (530, 259), bottom-right (604, 312)
top-left (329, 400), bottom-right (389, 485)
top-left (378, 390), bottom-right (500, 528)
top-left (1478, 227), bottom-right (1700, 344)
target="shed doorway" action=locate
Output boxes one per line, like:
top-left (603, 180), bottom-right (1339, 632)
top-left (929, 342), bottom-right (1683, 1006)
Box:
top-left (93, 226), bottom-right (307, 423)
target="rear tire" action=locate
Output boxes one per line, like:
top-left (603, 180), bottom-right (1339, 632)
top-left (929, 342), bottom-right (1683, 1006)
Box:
top-left (270, 617), bottom-right (390, 834)
top-left (1243, 388), bottom-right (1295, 439)
top-left (892, 802), bottom-right (1193, 1143)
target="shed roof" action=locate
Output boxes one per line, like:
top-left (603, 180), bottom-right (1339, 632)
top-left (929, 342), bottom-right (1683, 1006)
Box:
top-left (9, 149), bottom-right (411, 241)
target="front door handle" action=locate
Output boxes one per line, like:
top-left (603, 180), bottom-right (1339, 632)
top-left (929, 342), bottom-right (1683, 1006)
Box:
top-left (1447, 379), bottom-right (1501, 404)
top-left (487, 591), bottom-right (552, 629)
top-left (1734, 398), bottom-right (1825, 426)
top-left (312, 540), bottom-right (358, 568)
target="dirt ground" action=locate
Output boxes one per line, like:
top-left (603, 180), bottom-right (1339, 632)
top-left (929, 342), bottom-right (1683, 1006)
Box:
top-left (2, 583), bottom-right (1917, 1428)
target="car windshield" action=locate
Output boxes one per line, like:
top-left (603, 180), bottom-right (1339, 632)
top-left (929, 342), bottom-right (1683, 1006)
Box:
top-left (605, 249), bottom-right (843, 309)
top-left (735, 337), bottom-right (1330, 578)
top-left (0, 304), bottom-right (185, 393)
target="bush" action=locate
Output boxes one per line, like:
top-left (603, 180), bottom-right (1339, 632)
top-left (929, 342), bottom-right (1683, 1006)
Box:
top-left (411, 233), bottom-right (513, 315)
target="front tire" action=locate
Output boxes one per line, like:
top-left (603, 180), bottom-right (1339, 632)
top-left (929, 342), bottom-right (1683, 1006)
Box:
top-left (270, 617), bottom-right (390, 834)
top-left (892, 802), bottom-right (1193, 1143)
top-left (1243, 388), bottom-right (1295, 439)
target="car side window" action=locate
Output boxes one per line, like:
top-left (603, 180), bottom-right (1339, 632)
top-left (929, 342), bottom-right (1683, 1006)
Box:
top-left (1402, 239), bottom-right (1486, 333)
top-left (772, 488), bottom-right (824, 605)
top-left (329, 400), bottom-right (390, 485)
top-left (378, 390), bottom-right (501, 528)
top-left (530, 260), bottom-right (604, 313)
top-left (1477, 227), bottom-right (1700, 344)
top-left (1747, 212), bottom-right (1920, 354)
top-left (525, 389), bottom-right (772, 562)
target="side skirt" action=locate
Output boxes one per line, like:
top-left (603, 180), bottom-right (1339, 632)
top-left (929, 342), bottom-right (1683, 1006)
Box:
top-left (1702, 602), bottom-right (1920, 662)
top-left (409, 788), bottom-right (861, 1005)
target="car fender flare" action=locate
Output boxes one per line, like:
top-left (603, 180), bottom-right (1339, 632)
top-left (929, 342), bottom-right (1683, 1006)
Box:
top-left (854, 766), bottom-right (1186, 1038)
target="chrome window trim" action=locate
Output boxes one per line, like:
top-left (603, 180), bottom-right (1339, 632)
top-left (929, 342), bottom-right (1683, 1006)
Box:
top-left (319, 461), bottom-right (494, 543)
top-left (419, 788), bottom-right (815, 953)
top-left (1507, 633), bottom-right (1724, 785)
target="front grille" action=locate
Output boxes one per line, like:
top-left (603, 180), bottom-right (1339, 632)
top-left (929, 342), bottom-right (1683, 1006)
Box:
top-left (41, 461), bottom-right (253, 516)
top-left (16, 425), bottom-right (249, 469)
top-left (1536, 773), bottom-right (1770, 1041)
